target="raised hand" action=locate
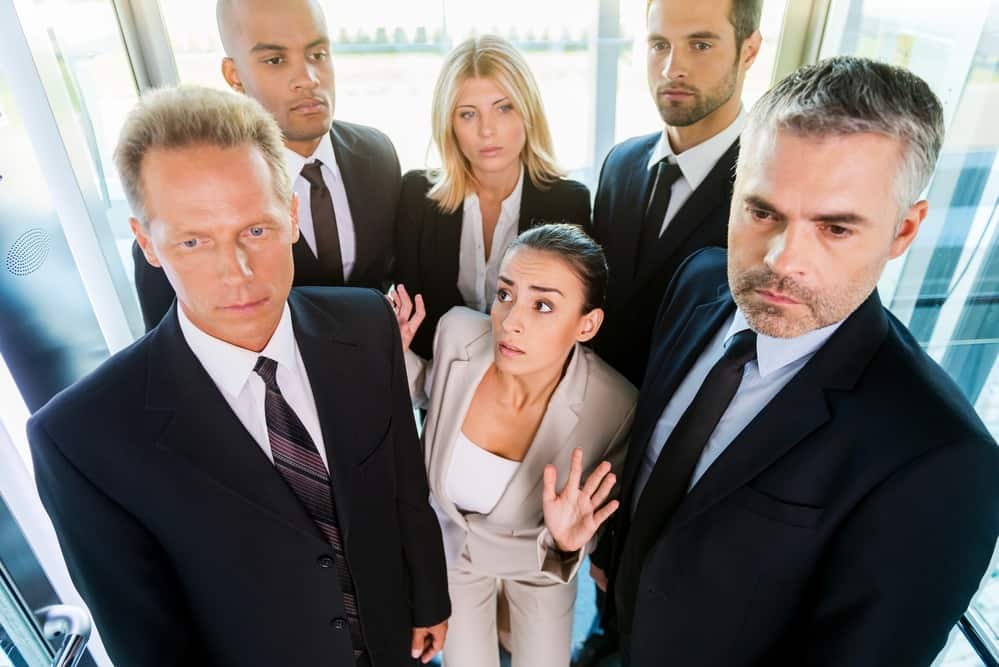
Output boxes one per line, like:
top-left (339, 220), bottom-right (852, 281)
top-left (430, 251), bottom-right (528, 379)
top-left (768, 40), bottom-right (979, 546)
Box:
top-left (387, 283), bottom-right (425, 354)
top-left (542, 448), bottom-right (619, 553)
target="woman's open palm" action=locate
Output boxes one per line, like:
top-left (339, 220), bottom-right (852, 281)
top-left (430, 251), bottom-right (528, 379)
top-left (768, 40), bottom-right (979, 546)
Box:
top-left (542, 448), bottom-right (619, 553)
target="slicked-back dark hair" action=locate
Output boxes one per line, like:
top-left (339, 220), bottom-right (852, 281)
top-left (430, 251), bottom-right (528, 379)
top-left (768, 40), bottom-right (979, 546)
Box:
top-left (505, 223), bottom-right (608, 313)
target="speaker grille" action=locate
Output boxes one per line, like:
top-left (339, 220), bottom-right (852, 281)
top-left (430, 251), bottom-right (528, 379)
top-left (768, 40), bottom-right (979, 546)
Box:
top-left (5, 228), bottom-right (51, 276)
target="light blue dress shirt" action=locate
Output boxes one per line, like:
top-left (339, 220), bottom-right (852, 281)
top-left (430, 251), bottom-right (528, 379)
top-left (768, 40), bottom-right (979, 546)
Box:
top-left (632, 308), bottom-right (843, 514)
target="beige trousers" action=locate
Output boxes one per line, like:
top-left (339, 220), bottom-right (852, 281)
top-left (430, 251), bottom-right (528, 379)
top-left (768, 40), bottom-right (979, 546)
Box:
top-left (442, 566), bottom-right (577, 667)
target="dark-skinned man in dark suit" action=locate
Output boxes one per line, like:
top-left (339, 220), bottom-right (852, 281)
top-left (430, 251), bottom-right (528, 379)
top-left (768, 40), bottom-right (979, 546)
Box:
top-left (133, 0), bottom-right (402, 331)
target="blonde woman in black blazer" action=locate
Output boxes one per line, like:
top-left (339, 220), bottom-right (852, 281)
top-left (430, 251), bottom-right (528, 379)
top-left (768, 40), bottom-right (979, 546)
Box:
top-left (395, 35), bottom-right (591, 359)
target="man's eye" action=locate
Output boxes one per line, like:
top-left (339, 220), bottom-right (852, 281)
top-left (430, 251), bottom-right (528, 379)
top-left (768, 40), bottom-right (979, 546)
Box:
top-left (263, 56), bottom-right (283, 65)
top-left (748, 207), bottom-right (773, 222)
top-left (651, 41), bottom-right (669, 52)
top-left (825, 224), bottom-right (853, 238)
top-left (181, 239), bottom-right (199, 249)
top-left (692, 41), bottom-right (712, 51)
top-left (248, 227), bottom-right (265, 237)
top-left (311, 51), bottom-right (328, 61)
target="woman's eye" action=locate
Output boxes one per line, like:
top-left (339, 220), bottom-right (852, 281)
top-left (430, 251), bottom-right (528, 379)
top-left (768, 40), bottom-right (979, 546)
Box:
top-left (496, 288), bottom-right (511, 302)
top-left (459, 110), bottom-right (475, 120)
top-left (498, 104), bottom-right (514, 113)
top-left (536, 301), bottom-right (553, 313)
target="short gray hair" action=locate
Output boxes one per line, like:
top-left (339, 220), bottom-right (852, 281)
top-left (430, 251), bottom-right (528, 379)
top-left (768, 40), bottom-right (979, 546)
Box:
top-left (114, 85), bottom-right (291, 223)
top-left (740, 56), bottom-right (944, 214)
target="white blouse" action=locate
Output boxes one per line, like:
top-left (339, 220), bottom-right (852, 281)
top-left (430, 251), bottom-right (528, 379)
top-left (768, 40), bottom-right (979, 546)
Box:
top-left (446, 431), bottom-right (521, 514)
top-left (456, 167), bottom-right (525, 312)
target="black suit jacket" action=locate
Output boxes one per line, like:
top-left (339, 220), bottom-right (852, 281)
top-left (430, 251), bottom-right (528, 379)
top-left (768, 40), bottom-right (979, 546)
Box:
top-left (394, 169), bottom-right (591, 358)
top-left (28, 288), bottom-right (450, 667)
top-left (133, 120), bottom-right (402, 331)
top-left (595, 248), bottom-right (999, 666)
top-left (591, 133), bottom-right (738, 386)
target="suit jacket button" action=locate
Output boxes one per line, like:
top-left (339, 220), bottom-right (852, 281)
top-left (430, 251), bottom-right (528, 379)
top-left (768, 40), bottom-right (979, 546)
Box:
top-left (318, 555), bottom-right (334, 568)
top-left (331, 617), bottom-right (347, 630)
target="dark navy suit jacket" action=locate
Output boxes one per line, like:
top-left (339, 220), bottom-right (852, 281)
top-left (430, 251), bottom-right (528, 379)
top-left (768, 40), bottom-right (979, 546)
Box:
top-left (29, 288), bottom-right (450, 666)
top-left (591, 133), bottom-right (738, 386)
top-left (595, 248), bottom-right (999, 666)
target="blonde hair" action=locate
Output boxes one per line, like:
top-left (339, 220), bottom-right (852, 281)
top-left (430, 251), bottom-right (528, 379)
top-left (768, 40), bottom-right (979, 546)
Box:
top-left (114, 85), bottom-right (291, 223)
top-left (429, 35), bottom-right (563, 213)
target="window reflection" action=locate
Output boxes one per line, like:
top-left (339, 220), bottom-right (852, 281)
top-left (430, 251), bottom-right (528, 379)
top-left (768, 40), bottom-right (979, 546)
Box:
top-left (821, 0), bottom-right (999, 656)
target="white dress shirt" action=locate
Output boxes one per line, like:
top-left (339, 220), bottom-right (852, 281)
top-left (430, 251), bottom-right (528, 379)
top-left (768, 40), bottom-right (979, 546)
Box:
top-left (177, 303), bottom-right (329, 471)
top-left (283, 134), bottom-right (357, 281)
top-left (457, 167), bottom-right (525, 312)
top-left (632, 308), bottom-right (843, 513)
top-left (646, 108), bottom-right (747, 237)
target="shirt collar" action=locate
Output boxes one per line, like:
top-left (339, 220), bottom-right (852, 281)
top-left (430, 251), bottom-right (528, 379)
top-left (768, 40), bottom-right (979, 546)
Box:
top-left (465, 164), bottom-right (525, 215)
top-left (647, 107), bottom-right (747, 190)
top-left (178, 302), bottom-right (299, 398)
top-left (282, 132), bottom-right (338, 182)
top-left (725, 306), bottom-right (843, 378)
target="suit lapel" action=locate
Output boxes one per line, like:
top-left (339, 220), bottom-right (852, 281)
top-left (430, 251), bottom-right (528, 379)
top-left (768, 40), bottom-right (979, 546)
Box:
top-left (620, 292), bottom-right (735, 507)
top-left (607, 136), bottom-right (659, 306)
top-left (291, 234), bottom-right (325, 285)
top-left (517, 174), bottom-right (541, 233)
top-left (147, 307), bottom-right (323, 542)
top-left (426, 330), bottom-right (494, 530)
top-left (488, 343), bottom-right (588, 524)
top-left (670, 290), bottom-right (891, 530)
top-left (631, 139), bottom-right (739, 292)
top-left (424, 201), bottom-right (464, 307)
top-left (289, 290), bottom-right (383, 538)
top-left (330, 123), bottom-right (372, 284)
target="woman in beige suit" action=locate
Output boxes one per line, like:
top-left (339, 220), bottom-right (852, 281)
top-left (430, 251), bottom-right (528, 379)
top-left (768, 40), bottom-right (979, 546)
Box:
top-left (391, 224), bottom-right (637, 666)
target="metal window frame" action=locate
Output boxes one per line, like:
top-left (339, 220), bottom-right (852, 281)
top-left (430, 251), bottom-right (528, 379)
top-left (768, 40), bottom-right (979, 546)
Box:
top-left (0, 0), bottom-right (144, 353)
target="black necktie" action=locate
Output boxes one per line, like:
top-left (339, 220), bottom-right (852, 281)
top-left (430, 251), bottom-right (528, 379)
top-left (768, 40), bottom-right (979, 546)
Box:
top-left (615, 328), bottom-right (758, 633)
top-left (300, 161), bottom-right (345, 285)
top-left (638, 159), bottom-right (684, 272)
top-left (253, 356), bottom-right (365, 659)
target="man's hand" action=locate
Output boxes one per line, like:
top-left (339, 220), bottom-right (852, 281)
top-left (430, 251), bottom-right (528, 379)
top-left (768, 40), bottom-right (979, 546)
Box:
top-left (590, 562), bottom-right (608, 592)
top-left (387, 284), bottom-right (425, 354)
top-left (543, 448), bottom-right (619, 553)
top-left (411, 620), bottom-right (447, 664)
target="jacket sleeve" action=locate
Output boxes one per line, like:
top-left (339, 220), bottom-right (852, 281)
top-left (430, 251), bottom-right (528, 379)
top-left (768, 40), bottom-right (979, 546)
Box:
top-left (381, 296), bottom-right (451, 627)
top-left (565, 182), bottom-right (593, 234)
top-left (798, 440), bottom-right (999, 666)
top-left (28, 416), bottom-right (208, 666)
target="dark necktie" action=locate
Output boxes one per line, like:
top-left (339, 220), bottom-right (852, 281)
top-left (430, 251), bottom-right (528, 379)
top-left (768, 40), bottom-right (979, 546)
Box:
top-left (300, 161), bottom-right (345, 285)
top-left (253, 356), bottom-right (365, 659)
top-left (615, 328), bottom-right (758, 633)
top-left (637, 159), bottom-right (684, 272)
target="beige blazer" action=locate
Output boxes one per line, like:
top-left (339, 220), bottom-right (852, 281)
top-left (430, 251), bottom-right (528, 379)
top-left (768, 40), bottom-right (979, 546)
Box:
top-left (406, 307), bottom-right (637, 584)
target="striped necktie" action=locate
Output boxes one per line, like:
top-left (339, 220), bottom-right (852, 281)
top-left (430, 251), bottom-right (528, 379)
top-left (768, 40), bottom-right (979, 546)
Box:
top-left (253, 356), bottom-right (365, 660)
